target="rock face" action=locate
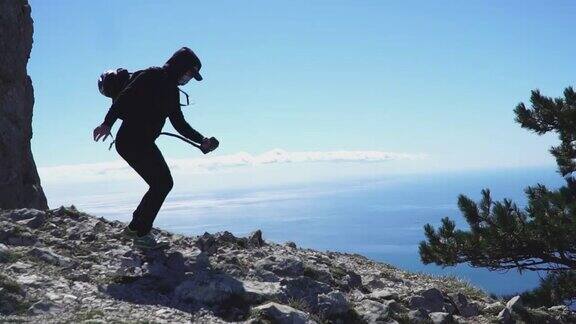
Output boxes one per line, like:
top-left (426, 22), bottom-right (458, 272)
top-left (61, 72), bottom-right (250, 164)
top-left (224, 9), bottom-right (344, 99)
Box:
top-left (1, 206), bottom-right (575, 323)
top-left (0, 0), bottom-right (48, 210)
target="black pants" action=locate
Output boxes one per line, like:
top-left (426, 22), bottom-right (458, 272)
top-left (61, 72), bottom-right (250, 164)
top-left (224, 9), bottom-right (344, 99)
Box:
top-left (115, 122), bottom-right (173, 236)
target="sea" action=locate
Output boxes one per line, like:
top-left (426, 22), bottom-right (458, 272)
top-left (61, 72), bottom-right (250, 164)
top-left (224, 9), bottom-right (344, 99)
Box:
top-left (50, 166), bottom-right (564, 296)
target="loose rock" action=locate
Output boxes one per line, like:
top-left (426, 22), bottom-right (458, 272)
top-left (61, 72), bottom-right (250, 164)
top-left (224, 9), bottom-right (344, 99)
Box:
top-left (248, 229), bottom-right (264, 248)
top-left (353, 299), bottom-right (390, 323)
top-left (27, 247), bottom-right (74, 267)
top-left (429, 312), bottom-right (453, 324)
top-left (498, 307), bottom-right (512, 324)
top-left (409, 288), bottom-right (445, 313)
top-left (252, 302), bottom-right (315, 324)
top-left (506, 295), bottom-right (522, 312)
top-left (317, 290), bottom-right (349, 316)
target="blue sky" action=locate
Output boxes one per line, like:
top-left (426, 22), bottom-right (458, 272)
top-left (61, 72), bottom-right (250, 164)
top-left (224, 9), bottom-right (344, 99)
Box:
top-left (28, 1), bottom-right (576, 190)
top-left (23, 2), bottom-right (574, 292)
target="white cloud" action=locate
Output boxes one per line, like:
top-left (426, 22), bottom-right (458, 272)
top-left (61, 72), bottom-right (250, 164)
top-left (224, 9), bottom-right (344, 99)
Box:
top-left (38, 148), bottom-right (426, 184)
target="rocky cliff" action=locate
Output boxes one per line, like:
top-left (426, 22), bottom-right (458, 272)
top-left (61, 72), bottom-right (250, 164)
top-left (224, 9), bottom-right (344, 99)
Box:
top-left (0, 0), bottom-right (48, 210)
top-left (0, 206), bottom-right (573, 323)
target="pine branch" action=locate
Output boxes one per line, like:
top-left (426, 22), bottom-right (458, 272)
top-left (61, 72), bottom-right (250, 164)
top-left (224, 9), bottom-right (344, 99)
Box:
top-left (419, 86), bottom-right (576, 274)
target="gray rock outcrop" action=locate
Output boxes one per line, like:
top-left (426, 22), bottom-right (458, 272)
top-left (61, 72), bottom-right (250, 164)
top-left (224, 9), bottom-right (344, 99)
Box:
top-left (0, 206), bottom-right (575, 323)
top-left (0, 0), bottom-right (48, 210)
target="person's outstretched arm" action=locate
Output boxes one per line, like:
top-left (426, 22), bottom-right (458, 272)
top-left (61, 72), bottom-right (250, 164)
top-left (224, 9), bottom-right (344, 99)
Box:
top-left (168, 107), bottom-right (205, 144)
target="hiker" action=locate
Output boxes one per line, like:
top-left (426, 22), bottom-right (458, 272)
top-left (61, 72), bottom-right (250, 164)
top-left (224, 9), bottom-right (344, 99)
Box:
top-left (92, 47), bottom-right (219, 249)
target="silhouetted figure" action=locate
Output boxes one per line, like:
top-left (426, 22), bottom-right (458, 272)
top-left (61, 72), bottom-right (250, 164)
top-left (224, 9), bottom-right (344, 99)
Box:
top-left (93, 47), bottom-right (219, 249)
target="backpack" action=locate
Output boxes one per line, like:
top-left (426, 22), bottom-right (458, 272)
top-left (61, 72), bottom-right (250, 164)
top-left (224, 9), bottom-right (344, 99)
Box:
top-left (97, 68), bottom-right (132, 99)
top-left (98, 68), bottom-right (189, 105)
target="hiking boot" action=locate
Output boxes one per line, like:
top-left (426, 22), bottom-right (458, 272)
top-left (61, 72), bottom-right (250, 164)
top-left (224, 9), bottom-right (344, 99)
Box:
top-left (132, 232), bottom-right (169, 250)
top-left (120, 226), bottom-right (138, 239)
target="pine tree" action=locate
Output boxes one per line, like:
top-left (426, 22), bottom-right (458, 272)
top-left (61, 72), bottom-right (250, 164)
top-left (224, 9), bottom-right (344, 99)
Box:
top-left (518, 271), bottom-right (576, 307)
top-left (419, 87), bottom-right (576, 272)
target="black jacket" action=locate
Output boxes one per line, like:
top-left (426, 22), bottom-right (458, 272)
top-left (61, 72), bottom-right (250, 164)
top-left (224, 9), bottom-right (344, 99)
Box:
top-left (102, 66), bottom-right (204, 143)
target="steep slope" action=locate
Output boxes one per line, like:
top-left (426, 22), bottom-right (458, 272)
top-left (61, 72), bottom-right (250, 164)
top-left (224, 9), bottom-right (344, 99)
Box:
top-left (0, 0), bottom-right (48, 210)
top-left (0, 206), bottom-right (574, 323)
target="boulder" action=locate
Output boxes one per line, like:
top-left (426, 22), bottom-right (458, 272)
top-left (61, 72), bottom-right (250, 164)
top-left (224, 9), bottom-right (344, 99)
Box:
top-left (247, 229), bottom-right (264, 247)
top-left (285, 241), bottom-right (297, 249)
top-left (429, 312), bottom-right (454, 324)
top-left (497, 307), bottom-right (512, 324)
top-left (353, 299), bottom-right (390, 323)
top-left (2, 209), bottom-right (45, 222)
top-left (302, 262), bottom-right (333, 284)
top-left (7, 233), bottom-right (36, 246)
top-left (0, 223), bottom-right (37, 246)
top-left (255, 255), bottom-right (304, 277)
top-left (317, 290), bottom-right (349, 316)
top-left (506, 295), bottom-right (522, 312)
top-left (282, 276), bottom-right (332, 311)
top-left (174, 273), bottom-right (245, 305)
top-left (27, 247), bottom-right (74, 267)
top-left (408, 309), bottom-right (431, 323)
top-left (17, 212), bottom-right (46, 229)
top-left (118, 255), bottom-right (143, 270)
top-left (166, 251), bottom-right (186, 272)
top-left (252, 302), bottom-right (316, 324)
top-left (339, 270), bottom-right (362, 291)
top-left (0, 280), bottom-right (27, 316)
top-left (549, 305), bottom-right (569, 312)
top-left (368, 288), bottom-right (398, 301)
top-left (248, 267), bottom-right (280, 282)
top-left (27, 300), bottom-right (60, 315)
top-left (483, 301), bottom-right (505, 315)
top-left (195, 232), bottom-right (218, 254)
top-left (0, 243), bottom-right (11, 262)
top-left (363, 274), bottom-right (387, 290)
top-left (448, 292), bottom-right (479, 317)
top-left (213, 231), bottom-right (239, 244)
top-left (242, 280), bottom-right (284, 304)
top-left (52, 206), bottom-right (82, 219)
top-left (16, 273), bottom-right (46, 288)
top-left (409, 288), bottom-right (445, 313)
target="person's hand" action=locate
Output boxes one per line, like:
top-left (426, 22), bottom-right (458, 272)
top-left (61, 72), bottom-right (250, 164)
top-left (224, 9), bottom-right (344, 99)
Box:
top-left (200, 137), bottom-right (219, 154)
top-left (93, 124), bottom-right (111, 142)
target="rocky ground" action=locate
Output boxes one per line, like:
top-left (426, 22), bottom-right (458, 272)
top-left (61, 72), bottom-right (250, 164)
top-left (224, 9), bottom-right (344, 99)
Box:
top-left (0, 206), bottom-right (574, 323)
